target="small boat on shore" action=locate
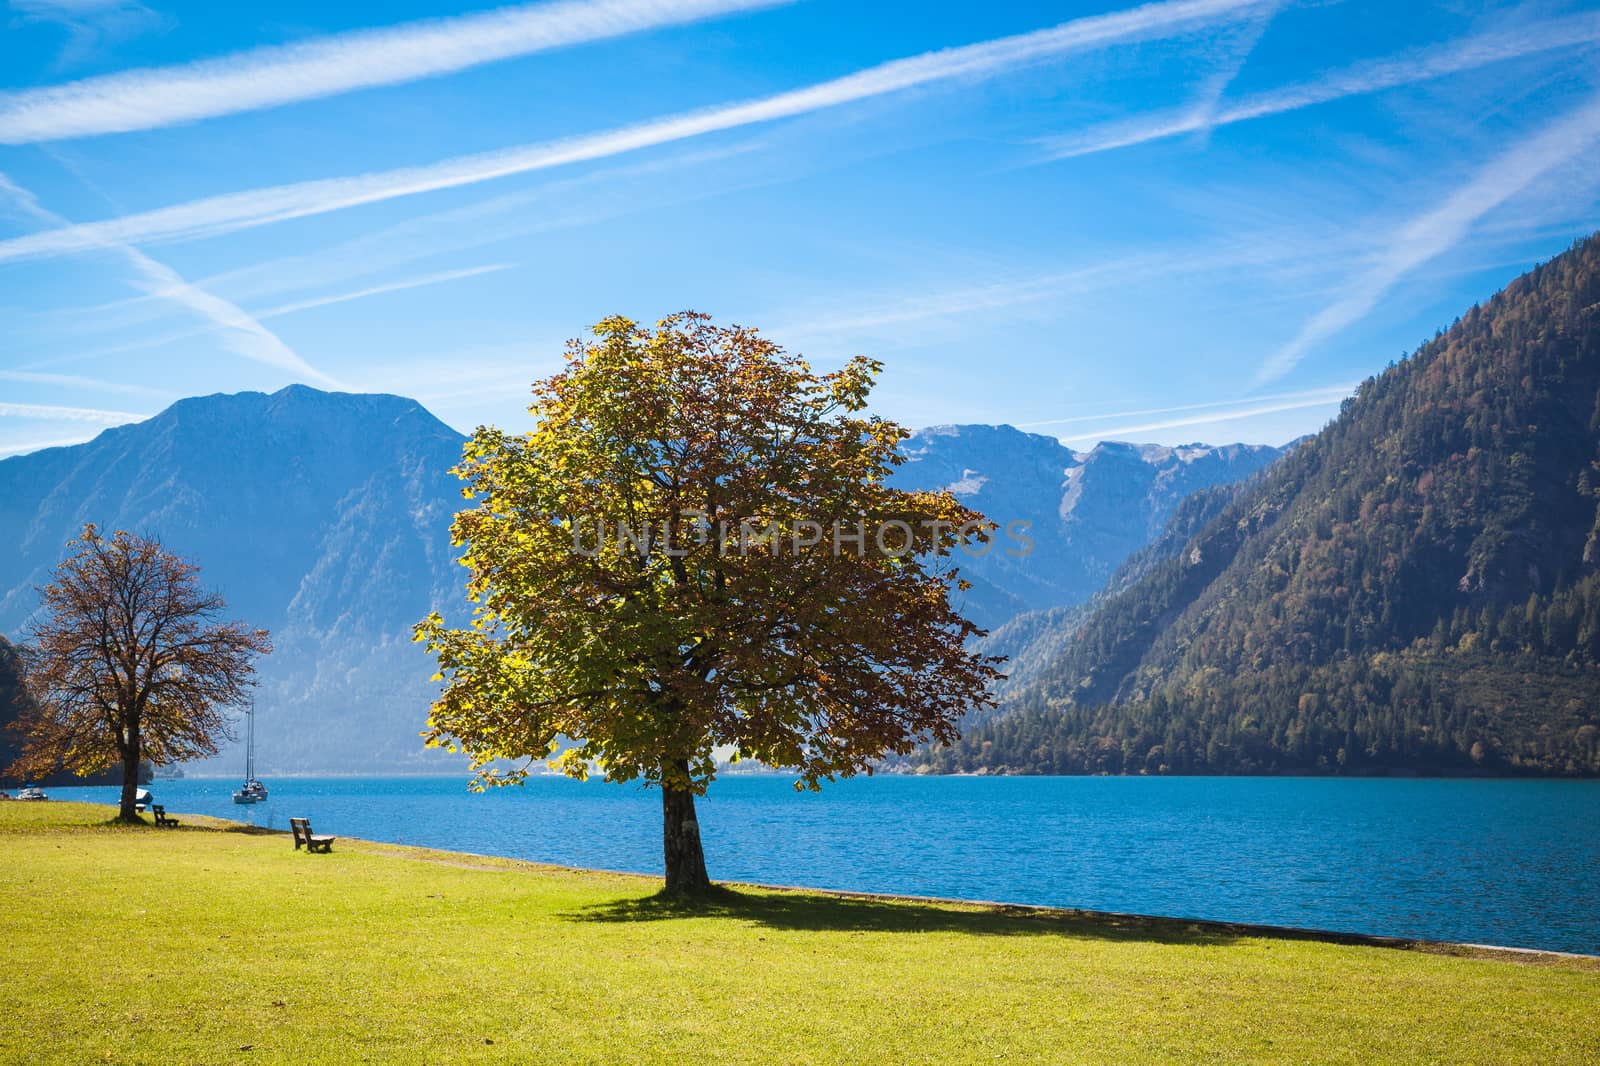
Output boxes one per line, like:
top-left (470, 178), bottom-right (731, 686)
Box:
top-left (17, 785), bottom-right (48, 801)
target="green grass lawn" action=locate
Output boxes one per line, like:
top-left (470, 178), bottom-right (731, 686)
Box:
top-left (1, 802), bottom-right (1595, 1065)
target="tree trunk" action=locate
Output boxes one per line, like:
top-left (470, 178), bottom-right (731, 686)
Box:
top-left (117, 719), bottom-right (142, 823)
top-left (661, 763), bottom-right (711, 894)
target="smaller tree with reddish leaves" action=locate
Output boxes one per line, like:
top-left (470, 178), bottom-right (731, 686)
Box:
top-left (8, 526), bottom-right (272, 822)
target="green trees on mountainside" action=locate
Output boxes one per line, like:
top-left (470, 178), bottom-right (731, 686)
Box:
top-left (0, 636), bottom-right (31, 783)
top-left (926, 235), bottom-right (1600, 777)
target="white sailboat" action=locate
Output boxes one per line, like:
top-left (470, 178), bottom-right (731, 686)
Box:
top-left (231, 700), bottom-right (269, 805)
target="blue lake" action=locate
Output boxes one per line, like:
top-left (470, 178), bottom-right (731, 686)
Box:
top-left (54, 774), bottom-right (1600, 955)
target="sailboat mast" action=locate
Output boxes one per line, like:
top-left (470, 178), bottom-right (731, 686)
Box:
top-left (245, 699), bottom-right (255, 781)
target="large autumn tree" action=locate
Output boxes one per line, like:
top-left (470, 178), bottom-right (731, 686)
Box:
top-left (418, 314), bottom-right (1002, 892)
top-left (8, 526), bottom-right (272, 821)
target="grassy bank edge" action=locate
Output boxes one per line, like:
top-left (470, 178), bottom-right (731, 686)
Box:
top-left (18, 798), bottom-right (1590, 971)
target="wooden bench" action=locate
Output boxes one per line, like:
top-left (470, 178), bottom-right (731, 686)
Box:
top-left (151, 805), bottom-right (180, 828)
top-left (290, 817), bottom-right (335, 853)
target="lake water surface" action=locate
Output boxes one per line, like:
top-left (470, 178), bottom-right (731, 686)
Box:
top-left (54, 774), bottom-right (1600, 955)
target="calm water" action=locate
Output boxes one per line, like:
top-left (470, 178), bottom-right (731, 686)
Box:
top-left (54, 774), bottom-right (1600, 954)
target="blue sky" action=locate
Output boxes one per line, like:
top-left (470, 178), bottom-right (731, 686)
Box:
top-left (2, 0), bottom-right (1598, 457)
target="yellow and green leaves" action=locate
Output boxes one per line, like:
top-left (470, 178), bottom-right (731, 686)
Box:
top-left (418, 313), bottom-right (1003, 795)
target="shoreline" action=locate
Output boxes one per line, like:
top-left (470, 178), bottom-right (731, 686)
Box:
top-left (732, 881), bottom-right (1600, 964)
top-left (44, 769), bottom-right (1600, 782)
top-left (162, 802), bottom-right (1599, 967)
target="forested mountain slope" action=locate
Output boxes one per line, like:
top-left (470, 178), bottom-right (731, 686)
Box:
top-left (926, 235), bottom-right (1600, 777)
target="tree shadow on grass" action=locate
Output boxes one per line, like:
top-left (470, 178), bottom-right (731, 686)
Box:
top-left (96, 815), bottom-right (168, 830)
top-left (88, 814), bottom-right (282, 836)
top-left (563, 885), bottom-right (1245, 947)
top-left (95, 815), bottom-right (177, 831)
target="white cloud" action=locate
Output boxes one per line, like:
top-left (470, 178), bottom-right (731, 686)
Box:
top-left (124, 254), bottom-right (340, 383)
top-left (1258, 86), bottom-right (1600, 383)
top-left (0, 0), bottom-right (792, 143)
top-left (0, 0), bottom-right (1270, 263)
top-left (38, 262), bottom-right (521, 358)
top-left (257, 262), bottom-right (516, 319)
top-left (770, 230), bottom-right (1358, 345)
top-left (0, 368), bottom-right (172, 398)
top-left (1182, 0), bottom-right (1281, 140)
top-left (9, 0), bottom-right (169, 70)
top-left (1059, 393), bottom-right (1345, 442)
top-left (0, 172), bottom-right (336, 384)
top-left (0, 434), bottom-right (104, 457)
top-left (1041, 10), bottom-right (1600, 160)
top-left (0, 400), bottom-right (147, 424)
top-left (1020, 383), bottom-right (1355, 429)
top-left (11, 0), bottom-right (133, 9)
top-left (190, 139), bottom-right (770, 314)
top-left (778, 261), bottom-right (1157, 339)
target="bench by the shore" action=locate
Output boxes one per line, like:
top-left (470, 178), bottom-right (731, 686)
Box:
top-left (290, 817), bottom-right (335, 853)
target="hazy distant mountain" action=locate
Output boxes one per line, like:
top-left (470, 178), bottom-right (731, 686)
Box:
top-left (970, 478), bottom-right (1258, 707)
top-left (928, 235), bottom-right (1600, 778)
top-left (891, 426), bottom-right (1282, 629)
top-left (0, 385), bottom-right (467, 776)
top-left (0, 385), bottom-right (1281, 775)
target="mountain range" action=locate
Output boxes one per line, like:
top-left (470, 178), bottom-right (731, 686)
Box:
top-left (28, 232), bottom-right (1597, 782)
top-left (0, 386), bottom-right (466, 777)
top-left (0, 385), bottom-right (1275, 775)
top-left (890, 427), bottom-right (1281, 629)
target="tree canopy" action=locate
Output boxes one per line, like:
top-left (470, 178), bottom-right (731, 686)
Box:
top-left (418, 313), bottom-right (1002, 889)
top-left (8, 526), bottom-right (271, 819)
